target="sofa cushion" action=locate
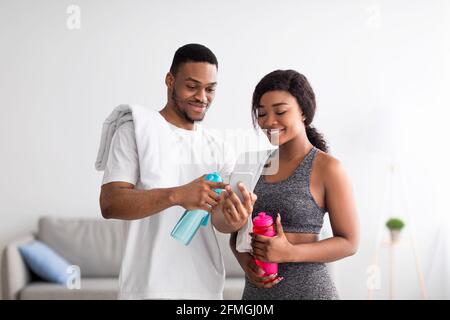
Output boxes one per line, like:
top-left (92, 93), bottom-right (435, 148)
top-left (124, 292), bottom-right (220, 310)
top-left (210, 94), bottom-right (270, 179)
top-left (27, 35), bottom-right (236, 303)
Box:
top-left (37, 217), bottom-right (125, 277)
top-left (20, 278), bottom-right (119, 300)
top-left (18, 240), bottom-right (71, 284)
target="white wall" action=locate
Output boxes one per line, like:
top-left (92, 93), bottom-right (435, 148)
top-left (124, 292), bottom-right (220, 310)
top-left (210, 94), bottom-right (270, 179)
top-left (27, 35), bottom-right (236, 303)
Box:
top-left (1, 0), bottom-right (449, 299)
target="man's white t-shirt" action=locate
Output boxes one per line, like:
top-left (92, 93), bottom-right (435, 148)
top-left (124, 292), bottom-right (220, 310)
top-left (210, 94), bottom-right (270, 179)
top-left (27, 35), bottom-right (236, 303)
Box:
top-left (102, 119), bottom-right (235, 299)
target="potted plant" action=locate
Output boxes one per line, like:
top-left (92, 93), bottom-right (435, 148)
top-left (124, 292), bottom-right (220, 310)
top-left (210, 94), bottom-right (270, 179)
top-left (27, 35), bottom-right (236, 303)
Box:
top-left (385, 218), bottom-right (405, 243)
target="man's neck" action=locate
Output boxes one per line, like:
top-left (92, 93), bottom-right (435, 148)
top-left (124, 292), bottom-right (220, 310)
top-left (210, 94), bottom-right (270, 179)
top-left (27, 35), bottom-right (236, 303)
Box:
top-left (159, 104), bottom-right (195, 130)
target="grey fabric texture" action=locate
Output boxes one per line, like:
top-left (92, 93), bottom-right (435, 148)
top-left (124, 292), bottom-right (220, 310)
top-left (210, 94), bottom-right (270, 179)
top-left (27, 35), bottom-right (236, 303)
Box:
top-left (1, 234), bottom-right (35, 300)
top-left (252, 147), bottom-right (327, 233)
top-left (19, 277), bottom-right (246, 300)
top-left (242, 262), bottom-right (339, 300)
top-left (244, 147), bottom-right (338, 299)
top-left (37, 217), bottom-right (126, 277)
top-left (20, 278), bottom-right (119, 300)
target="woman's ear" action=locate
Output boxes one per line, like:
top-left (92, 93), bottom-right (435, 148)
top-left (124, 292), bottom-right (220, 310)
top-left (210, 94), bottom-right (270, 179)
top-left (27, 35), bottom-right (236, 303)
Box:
top-left (299, 111), bottom-right (307, 122)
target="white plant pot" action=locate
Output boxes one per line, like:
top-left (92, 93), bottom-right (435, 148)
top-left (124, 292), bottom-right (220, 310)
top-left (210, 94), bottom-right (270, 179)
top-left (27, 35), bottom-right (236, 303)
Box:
top-left (390, 229), bottom-right (402, 244)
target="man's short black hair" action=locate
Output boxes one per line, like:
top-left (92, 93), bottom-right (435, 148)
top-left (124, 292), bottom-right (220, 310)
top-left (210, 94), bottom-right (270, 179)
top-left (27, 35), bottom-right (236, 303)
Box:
top-left (169, 43), bottom-right (218, 75)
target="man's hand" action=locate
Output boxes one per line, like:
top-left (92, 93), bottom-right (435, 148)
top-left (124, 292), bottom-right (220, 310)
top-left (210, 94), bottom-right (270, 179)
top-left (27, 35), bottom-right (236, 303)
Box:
top-left (218, 182), bottom-right (257, 231)
top-left (172, 175), bottom-right (228, 213)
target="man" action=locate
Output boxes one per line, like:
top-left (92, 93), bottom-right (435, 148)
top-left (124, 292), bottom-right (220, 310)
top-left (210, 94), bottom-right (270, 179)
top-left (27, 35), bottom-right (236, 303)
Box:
top-left (99, 44), bottom-right (255, 299)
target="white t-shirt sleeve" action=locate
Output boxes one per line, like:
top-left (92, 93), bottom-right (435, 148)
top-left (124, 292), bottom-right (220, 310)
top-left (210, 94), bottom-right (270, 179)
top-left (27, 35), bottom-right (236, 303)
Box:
top-left (102, 121), bottom-right (139, 185)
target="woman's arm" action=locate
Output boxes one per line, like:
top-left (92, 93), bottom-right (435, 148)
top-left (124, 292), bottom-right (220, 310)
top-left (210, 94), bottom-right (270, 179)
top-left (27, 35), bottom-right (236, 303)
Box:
top-left (251, 158), bottom-right (359, 263)
top-left (290, 158), bottom-right (359, 262)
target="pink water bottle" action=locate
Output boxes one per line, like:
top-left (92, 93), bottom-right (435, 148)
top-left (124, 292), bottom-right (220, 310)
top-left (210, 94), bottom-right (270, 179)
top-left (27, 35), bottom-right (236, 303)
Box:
top-left (253, 212), bottom-right (278, 276)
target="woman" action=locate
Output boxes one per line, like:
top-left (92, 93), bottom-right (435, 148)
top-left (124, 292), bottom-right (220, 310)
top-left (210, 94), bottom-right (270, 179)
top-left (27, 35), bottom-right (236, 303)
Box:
top-left (230, 70), bottom-right (359, 300)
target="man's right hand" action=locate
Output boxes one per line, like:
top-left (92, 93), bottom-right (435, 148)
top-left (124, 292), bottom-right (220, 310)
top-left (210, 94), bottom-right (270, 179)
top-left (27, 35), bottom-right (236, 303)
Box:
top-left (172, 175), bottom-right (228, 213)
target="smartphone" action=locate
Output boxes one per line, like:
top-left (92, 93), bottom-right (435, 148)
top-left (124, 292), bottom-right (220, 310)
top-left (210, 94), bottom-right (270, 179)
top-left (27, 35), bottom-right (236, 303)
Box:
top-left (229, 172), bottom-right (254, 202)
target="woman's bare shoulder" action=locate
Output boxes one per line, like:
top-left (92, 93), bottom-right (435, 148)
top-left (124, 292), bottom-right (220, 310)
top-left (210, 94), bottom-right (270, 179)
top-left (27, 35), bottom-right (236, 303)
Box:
top-left (315, 150), bottom-right (346, 180)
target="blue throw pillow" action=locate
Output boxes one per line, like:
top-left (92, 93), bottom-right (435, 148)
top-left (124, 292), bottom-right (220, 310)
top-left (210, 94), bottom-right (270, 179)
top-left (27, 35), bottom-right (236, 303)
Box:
top-left (18, 240), bottom-right (71, 284)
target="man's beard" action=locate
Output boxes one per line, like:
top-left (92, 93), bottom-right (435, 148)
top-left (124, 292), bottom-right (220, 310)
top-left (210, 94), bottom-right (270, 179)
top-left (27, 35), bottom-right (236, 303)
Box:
top-left (171, 88), bottom-right (209, 123)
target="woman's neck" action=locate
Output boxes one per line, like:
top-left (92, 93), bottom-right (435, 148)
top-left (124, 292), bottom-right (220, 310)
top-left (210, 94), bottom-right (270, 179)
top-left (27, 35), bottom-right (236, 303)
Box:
top-left (278, 132), bottom-right (313, 162)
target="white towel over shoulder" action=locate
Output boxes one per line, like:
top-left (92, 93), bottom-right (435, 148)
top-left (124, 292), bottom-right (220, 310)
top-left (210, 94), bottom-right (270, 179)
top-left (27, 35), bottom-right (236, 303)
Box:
top-left (95, 104), bottom-right (179, 189)
top-left (95, 104), bottom-right (134, 171)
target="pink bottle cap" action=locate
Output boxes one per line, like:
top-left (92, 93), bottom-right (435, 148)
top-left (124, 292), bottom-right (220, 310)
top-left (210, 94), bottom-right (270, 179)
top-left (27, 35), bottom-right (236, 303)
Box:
top-left (253, 212), bottom-right (274, 227)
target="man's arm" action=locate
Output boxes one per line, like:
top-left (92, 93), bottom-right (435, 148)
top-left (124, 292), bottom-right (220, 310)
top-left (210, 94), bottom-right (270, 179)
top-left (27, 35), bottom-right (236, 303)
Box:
top-left (100, 177), bottom-right (227, 220)
top-left (100, 182), bottom-right (178, 220)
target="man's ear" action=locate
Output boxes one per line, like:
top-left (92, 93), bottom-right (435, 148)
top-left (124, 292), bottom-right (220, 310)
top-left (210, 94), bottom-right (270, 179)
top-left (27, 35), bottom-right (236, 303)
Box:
top-left (165, 72), bottom-right (174, 89)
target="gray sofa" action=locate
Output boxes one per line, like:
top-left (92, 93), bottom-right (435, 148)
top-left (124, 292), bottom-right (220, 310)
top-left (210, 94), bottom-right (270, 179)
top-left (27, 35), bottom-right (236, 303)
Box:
top-left (1, 217), bottom-right (245, 300)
